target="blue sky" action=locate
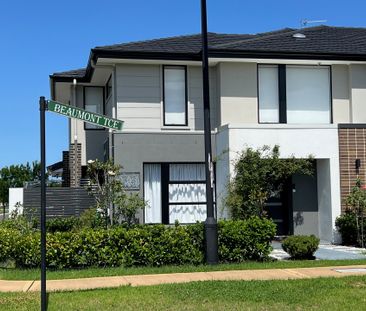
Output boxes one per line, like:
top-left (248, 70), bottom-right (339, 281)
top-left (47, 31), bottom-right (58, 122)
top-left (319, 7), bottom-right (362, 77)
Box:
top-left (0, 0), bottom-right (365, 167)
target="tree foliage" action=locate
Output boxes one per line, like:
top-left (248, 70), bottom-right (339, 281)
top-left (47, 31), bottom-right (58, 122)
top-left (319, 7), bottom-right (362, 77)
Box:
top-left (344, 178), bottom-right (366, 248)
top-left (225, 145), bottom-right (314, 219)
top-left (0, 161), bottom-right (41, 207)
top-left (87, 159), bottom-right (145, 227)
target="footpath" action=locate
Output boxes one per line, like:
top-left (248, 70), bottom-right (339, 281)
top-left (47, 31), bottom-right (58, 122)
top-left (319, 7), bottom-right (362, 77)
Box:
top-left (1, 265), bottom-right (366, 293)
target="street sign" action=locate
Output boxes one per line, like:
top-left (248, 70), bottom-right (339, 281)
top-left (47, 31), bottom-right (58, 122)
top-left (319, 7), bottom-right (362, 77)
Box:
top-left (48, 100), bottom-right (123, 131)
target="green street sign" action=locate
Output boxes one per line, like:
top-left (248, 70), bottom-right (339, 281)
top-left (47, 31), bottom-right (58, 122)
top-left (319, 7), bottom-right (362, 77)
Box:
top-left (47, 100), bottom-right (123, 131)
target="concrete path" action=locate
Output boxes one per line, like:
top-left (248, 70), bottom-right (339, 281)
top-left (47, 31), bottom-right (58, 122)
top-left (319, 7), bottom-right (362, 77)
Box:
top-left (1, 265), bottom-right (366, 293)
top-left (271, 242), bottom-right (366, 260)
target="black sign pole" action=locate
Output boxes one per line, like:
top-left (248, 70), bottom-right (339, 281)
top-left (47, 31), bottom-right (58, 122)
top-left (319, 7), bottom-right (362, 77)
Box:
top-left (39, 96), bottom-right (47, 311)
top-left (201, 0), bottom-right (218, 264)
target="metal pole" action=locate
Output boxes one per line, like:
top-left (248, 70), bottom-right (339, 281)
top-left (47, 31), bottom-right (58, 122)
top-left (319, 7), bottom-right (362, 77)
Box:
top-left (39, 96), bottom-right (47, 310)
top-left (201, 0), bottom-right (218, 264)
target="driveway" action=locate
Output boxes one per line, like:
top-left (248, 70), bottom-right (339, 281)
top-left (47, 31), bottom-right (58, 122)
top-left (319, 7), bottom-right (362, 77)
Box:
top-left (271, 241), bottom-right (366, 260)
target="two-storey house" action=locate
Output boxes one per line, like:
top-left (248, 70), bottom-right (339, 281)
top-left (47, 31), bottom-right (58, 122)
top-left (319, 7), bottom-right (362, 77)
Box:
top-left (50, 26), bottom-right (366, 243)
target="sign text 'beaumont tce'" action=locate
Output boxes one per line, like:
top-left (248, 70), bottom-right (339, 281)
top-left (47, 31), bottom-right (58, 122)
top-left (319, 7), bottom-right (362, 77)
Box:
top-left (48, 100), bottom-right (123, 131)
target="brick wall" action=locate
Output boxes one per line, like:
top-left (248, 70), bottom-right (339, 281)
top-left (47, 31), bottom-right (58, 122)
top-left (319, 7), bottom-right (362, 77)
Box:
top-left (62, 151), bottom-right (70, 187)
top-left (338, 126), bottom-right (366, 212)
top-left (69, 143), bottom-right (82, 188)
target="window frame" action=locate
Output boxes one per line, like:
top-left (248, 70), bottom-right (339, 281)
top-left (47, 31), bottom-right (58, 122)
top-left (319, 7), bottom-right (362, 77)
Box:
top-left (83, 86), bottom-right (105, 131)
top-left (257, 64), bottom-right (333, 124)
top-left (105, 75), bottom-right (112, 102)
top-left (162, 65), bottom-right (188, 126)
top-left (143, 162), bottom-right (216, 225)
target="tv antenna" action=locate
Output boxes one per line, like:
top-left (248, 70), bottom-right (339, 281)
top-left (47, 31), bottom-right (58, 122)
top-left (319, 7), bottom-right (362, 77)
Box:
top-left (300, 19), bottom-right (327, 28)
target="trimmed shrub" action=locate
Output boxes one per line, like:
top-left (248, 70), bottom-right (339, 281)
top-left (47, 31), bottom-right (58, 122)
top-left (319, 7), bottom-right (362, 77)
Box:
top-left (0, 218), bottom-right (275, 269)
top-left (335, 211), bottom-right (364, 246)
top-left (282, 235), bottom-right (320, 259)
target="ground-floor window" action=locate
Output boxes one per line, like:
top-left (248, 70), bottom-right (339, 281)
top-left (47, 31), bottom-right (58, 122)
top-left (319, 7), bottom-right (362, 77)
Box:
top-left (144, 163), bottom-right (210, 224)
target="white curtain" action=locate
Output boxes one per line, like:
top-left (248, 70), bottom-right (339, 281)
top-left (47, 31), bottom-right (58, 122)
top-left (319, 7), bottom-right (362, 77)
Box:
top-left (169, 164), bottom-right (205, 181)
top-left (164, 67), bottom-right (186, 125)
top-left (144, 164), bottom-right (161, 223)
top-left (258, 65), bottom-right (279, 123)
top-left (286, 66), bottom-right (331, 124)
top-left (169, 164), bottom-right (206, 224)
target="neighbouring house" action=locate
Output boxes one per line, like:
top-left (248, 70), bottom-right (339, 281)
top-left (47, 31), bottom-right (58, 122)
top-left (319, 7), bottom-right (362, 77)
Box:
top-left (50, 25), bottom-right (366, 243)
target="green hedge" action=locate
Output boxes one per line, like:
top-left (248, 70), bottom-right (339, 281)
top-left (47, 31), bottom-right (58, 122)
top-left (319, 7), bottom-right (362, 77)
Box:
top-left (0, 217), bottom-right (276, 269)
top-left (46, 217), bottom-right (82, 233)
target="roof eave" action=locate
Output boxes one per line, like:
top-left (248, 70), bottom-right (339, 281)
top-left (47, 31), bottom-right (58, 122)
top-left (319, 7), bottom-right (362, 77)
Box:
top-left (50, 48), bottom-right (366, 88)
top-left (91, 49), bottom-right (202, 62)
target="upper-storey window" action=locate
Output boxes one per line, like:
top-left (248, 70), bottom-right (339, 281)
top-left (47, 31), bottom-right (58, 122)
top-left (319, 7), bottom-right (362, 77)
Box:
top-left (258, 65), bottom-right (280, 123)
top-left (84, 86), bottom-right (104, 130)
top-left (105, 75), bottom-right (112, 101)
top-left (258, 65), bottom-right (331, 124)
top-left (163, 66), bottom-right (187, 126)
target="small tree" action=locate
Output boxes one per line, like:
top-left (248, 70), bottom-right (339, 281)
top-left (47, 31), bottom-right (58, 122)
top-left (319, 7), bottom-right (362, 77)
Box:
top-left (345, 179), bottom-right (366, 248)
top-left (225, 145), bottom-right (314, 219)
top-left (87, 159), bottom-right (145, 227)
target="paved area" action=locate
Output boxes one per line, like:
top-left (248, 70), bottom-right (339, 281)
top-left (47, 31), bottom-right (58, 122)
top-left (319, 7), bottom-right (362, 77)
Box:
top-left (271, 241), bottom-right (366, 260)
top-left (1, 265), bottom-right (366, 293)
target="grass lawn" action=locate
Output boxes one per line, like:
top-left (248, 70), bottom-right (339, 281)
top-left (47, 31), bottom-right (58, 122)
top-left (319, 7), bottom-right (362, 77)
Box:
top-left (1, 275), bottom-right (366, 310)
top-left (0, 259), bottom-right (365, 280)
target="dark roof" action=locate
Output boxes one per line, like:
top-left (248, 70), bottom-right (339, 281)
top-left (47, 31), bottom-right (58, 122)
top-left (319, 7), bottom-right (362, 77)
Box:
top-left (93, 32), bottom-right (256, 54)
top-left (51, 68), bottom-right (86, 78)
top-left (50, 26), bottom-right (366, 82)
top-left (213, 26), bottom-right (366, 55)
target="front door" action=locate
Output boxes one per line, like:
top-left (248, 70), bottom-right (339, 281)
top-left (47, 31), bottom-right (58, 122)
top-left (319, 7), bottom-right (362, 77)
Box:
top-left (265, 179), bottom-right (292, 236)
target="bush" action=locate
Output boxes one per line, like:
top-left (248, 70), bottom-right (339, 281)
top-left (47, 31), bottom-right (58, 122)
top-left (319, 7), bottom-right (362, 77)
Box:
top-left (219, 217), bottom-right (276, 261)
top-left (282, 235), bottom-right (320, 259)
top-left (0, 218), bottom-right (275, 269)
top-left (335, 211), bottom-right (366, 246)
top-left (0, 228), bottom-right (21, 263)
top-left (0, 216), bottom-right (37, 233)
top-left (46, 217), bottom-right (81, 233)
top-left (79, 208), bottom-right (105, 229)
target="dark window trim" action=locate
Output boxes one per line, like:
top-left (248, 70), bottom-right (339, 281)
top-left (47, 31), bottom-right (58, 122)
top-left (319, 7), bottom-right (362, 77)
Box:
top-left (162, 65), bottom-right (188, 126)
top-left (168, 202), bottom-right (207, 205)
top-left (278, 64), bottom-right (287, 123)
top-left (168, 180), bottom-right (206, 184)
top-left (161, 164), bottom-right (170, 224)
top-left (105, 75), bottom-right (112, 101)
top-left (329, 65), bottom-right (334, 124)
top-left (257, 64), bottom-right (332, 124)
top-left (83, 86), bottom-right (105, 131)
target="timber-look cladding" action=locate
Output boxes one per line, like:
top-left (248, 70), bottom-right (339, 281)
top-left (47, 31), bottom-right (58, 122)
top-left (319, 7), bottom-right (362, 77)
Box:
top-left (338, 126), bottom-right (366, 212)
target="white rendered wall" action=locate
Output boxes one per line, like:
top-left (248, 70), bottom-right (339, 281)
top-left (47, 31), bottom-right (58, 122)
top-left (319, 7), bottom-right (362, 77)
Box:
top-left (215, 124), bottom-right (341, 242)
top-left (8, 188), bottom-right (24, 215)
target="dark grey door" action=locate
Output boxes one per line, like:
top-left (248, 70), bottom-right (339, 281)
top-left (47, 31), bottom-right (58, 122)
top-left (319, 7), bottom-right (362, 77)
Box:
top-left (291, 173), bottom-right (319, 236)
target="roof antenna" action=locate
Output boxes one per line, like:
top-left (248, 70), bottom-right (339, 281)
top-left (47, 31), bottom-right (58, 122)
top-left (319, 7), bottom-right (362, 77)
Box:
top-left (301, 19), bottom-right (327, 28)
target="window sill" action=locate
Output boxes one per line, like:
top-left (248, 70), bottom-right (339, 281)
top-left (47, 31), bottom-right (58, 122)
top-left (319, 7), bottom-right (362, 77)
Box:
top-left (161, 126), bottom-right (191, 131)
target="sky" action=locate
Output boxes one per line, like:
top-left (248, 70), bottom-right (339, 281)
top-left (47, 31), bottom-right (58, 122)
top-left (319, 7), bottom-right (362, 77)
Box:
top-left (0, 0), bottom-right (365, 167)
